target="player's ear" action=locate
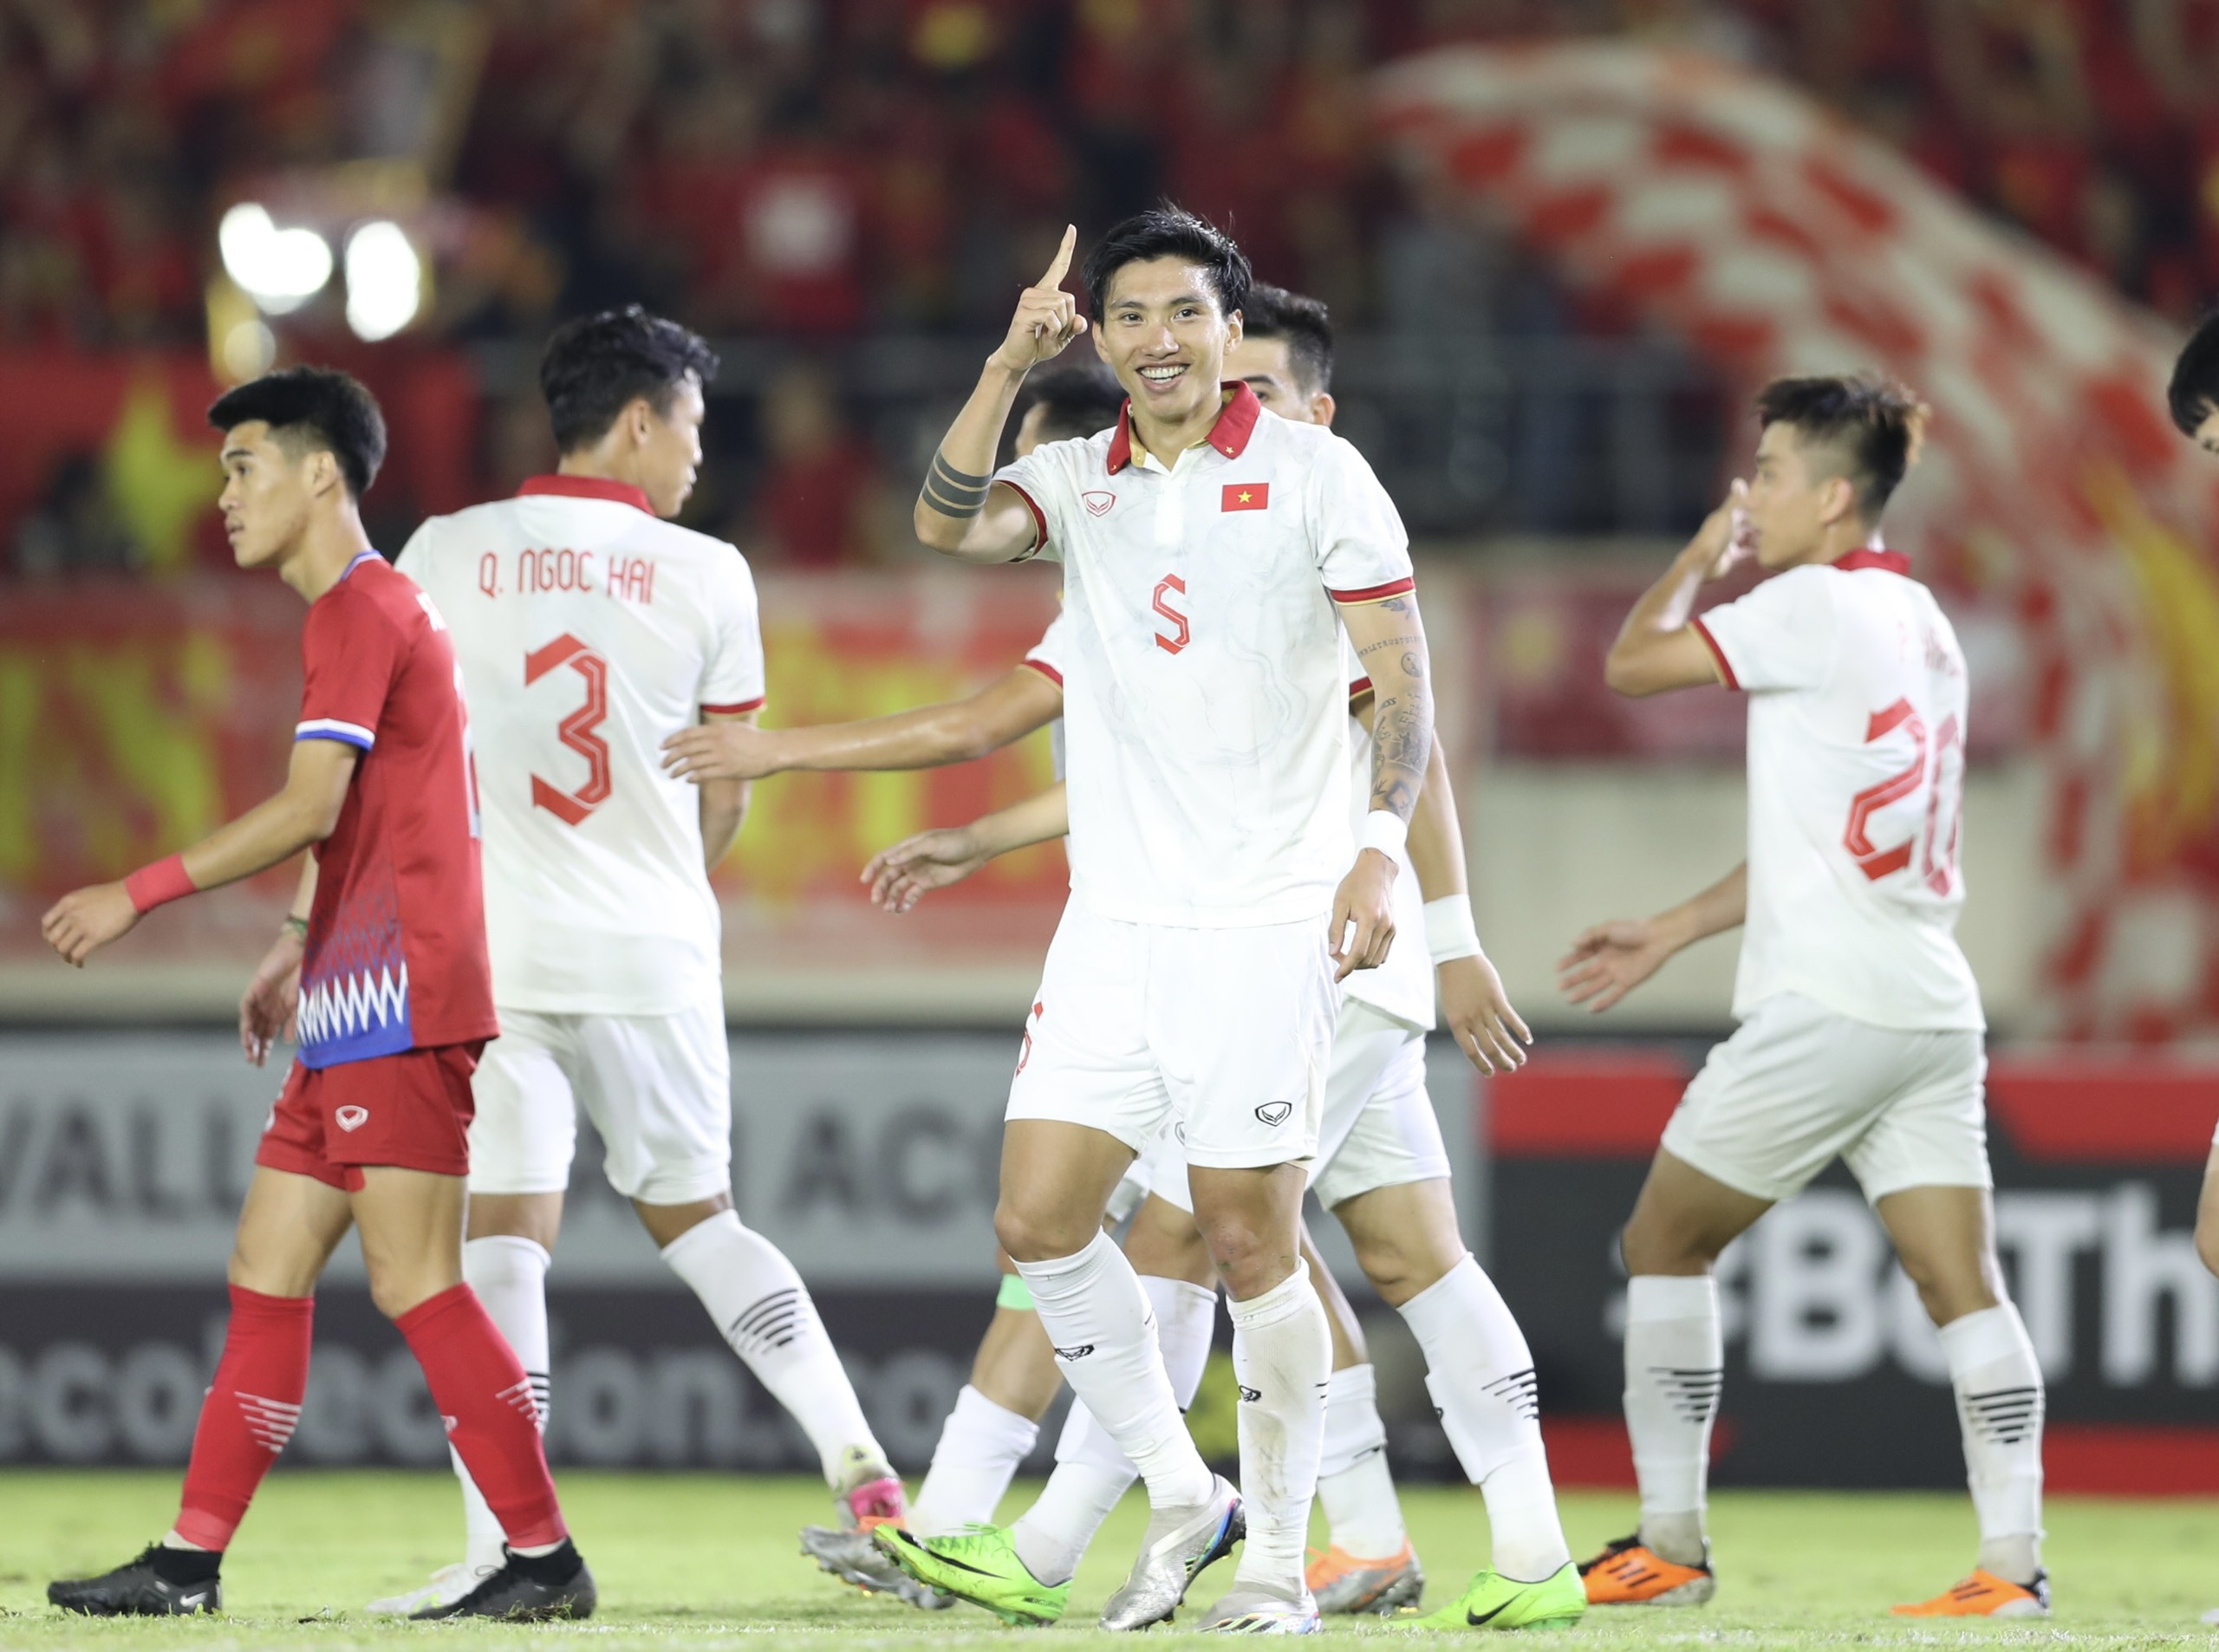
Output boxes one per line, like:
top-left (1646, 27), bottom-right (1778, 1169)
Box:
top-left (304, 447), bottom-right (341, 500)
top-left (1819, 473), bottom-right (1858, 528)
top-left (1091, 327), bottom-right (1110, 367)
top-left (1225, 309), bottom-right (1244, 348)
top-left (1312, 391), bottom-right (1337, 430)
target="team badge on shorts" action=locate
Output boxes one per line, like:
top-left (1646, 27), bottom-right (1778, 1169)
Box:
top-left (335, 1105), bottom-right (370, 1132)
top-left (1254, 1101), bottom-right (1293, 1127)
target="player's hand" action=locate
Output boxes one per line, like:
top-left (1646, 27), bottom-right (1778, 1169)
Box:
top-left (988, 225), bottom-right (1087, 374)
top-left (1439, 952), bottom-right (1531, 1073)
top-left (1329, 849), bottom-right (1397, 981)
top-left (1557, 917), bottom-right (1676, 1014)
top-left (661, 722), bottom-right (784, 783)
top-left (1690, 478), bottom-right (1756, 580)
top-left (863, 826), bottom-right (992, 914)
top-left (239, 925), bottom-right (305, 1066)
top-left (40, 881), bottom-right (139, 968)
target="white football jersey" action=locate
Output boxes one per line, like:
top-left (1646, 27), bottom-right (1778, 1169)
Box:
top-left (994, 385), bottom-right (1415, 927)
top-left (394, 475), bottom-right (765, 1015)
top-left (1693, 550), bottom-right (1983, 1031)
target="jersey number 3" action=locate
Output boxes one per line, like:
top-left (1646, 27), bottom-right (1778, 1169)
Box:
top-left (1843, 699), bottom-right (1963, 894)
top-left (526, 634), bottom-right (612, 826)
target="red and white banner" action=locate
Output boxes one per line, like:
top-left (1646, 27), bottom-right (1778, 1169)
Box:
top-left (1376, 42), bottom-right (2219, 1037)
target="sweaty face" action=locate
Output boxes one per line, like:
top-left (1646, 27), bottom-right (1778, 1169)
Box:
top-left (1092, 257), bottom-right (1238, 430)
top-left (637, 375), bottom-right (706, 518)
top-left (1743, 422), bottom-right (1851, 569)
top-left (1223, 335), bottom-right (1329, 427)
top-left (218, 422), bottom-right (318, 570)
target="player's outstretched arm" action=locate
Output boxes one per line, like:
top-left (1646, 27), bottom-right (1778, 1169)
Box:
top-left (1331, 592), bottom-right (1436, 981)
top-left (1604, 483), bottom-right (1752, 697)
top-left (662, 667), bottom-right (1062, 782)
top-left (914, 226), bottom-right (1087, 563)
top-left (42, 738), bottom-right (358, 968)
top-left (1557, 861), bottom-right (1747, 1014)
top-left (862, 783), bottom-right (1069, 914)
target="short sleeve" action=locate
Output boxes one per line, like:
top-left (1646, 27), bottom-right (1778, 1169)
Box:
top-left (1312, 434), bottom-right (1414, 603)
top-left (1693, 568), bottom-right (1838, 693)
top-left (1022, 611), bottom-right (1071, 686)
top-left (297, 589), bottom-right (403, 751)
top-left (992, 446), bottom-right (1064, 565)
top-left (700, 546), bottom-right (767, 715)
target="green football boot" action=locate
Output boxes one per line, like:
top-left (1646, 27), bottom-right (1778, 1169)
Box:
top-left (872, 1523), bottom-right (1070, 1627)
top-left (1407, 1563), bottom-right (1586, 1632)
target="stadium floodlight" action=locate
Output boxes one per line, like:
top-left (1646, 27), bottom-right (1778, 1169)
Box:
top-left (343, 220), bottom-right (422, 341)
top-left (217, 203), bottom-right (333, 315)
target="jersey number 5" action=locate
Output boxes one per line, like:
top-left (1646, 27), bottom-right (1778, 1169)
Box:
top-left (1154, 574), bottom-right (1191, 655)
top-left (1843, 699), bottom-right (1963, 895)
top-left (525, 634), bottom-right (611, 826)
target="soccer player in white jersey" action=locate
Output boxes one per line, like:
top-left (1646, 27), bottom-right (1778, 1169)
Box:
top-left (365, 307), bottom-right (903, 1614)
top-left (670, 291), bottom-right (1581, 1629)
top-left (887, 206), bottom-right (1435, 1635)
top-left (1559, 375), bottom-right (2048, 1620)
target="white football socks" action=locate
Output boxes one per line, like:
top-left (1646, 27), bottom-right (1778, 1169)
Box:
top-left (1316, 1363), bottom-right (1407, 1560)
top-left (1012, 1276), bottom-right (1216, 1585)
top-left (457, 1234), bottom-right (550, 1574)
top-left (1227, 1257), bottom-right (1331, 1598)
top-left (1399, 1255), bottom-right (1571, 1582)
top-left (1014, 1232), bottom-right (1216, 1511)
top-left (1939, 1303), bottom-right (2046, 1584)
top-left (661, 1209), bottom-right (881, 1485)
top-left (912, 1385), bottom-right (1039, 1537)
top-left (1622, 1274), bottom-right (1722, 1567)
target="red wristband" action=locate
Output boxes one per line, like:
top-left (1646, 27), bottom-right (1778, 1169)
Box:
top-left (123, 853), bottom-right (197, 914)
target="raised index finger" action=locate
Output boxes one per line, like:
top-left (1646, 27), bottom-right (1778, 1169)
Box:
top-left (1040, 224), bottom-right (1077, 289)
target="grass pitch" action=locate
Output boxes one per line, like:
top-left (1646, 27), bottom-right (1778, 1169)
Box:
top-left (2, 1471), bottom-right (2216, 1648)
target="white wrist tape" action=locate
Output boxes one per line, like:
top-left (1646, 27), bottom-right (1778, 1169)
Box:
top-left (1423, 895), bottom-right (1483, 964)
top-left (1357, 810), bottom-right (1408, 862)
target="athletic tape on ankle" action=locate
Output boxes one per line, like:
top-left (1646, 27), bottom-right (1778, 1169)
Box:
top-left (996, 1272), bottom-right (1035, 1311)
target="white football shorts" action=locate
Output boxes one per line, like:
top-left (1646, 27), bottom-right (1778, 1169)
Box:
top-left (1007, 903), bottom-right (1334, 1173)
top-left (1140, 996), bottom-right (1448, 1213)
top-left (1660, 991), bottom-right (1990, 1205)
top-left (467, 992), bottom-right (732, 1206)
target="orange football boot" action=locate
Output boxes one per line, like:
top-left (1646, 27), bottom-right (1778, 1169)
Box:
top-left (1891, 1569), bottom-right (2050, 1618)
top-left (1578, 1534), bottom-right (1715, 1606)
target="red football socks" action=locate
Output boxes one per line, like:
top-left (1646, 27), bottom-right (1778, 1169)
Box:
top-left (395, 1283), bottom-right (568, 1549)
top-left (173, 1285), bottom-right (313, 1550)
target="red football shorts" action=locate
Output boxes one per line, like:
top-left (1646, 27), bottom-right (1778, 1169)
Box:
top-left (256, 1044), bottom-right (485, 1191)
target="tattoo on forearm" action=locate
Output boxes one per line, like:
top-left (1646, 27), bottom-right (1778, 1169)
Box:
top-left (1369, 667), bottom-right (1433, 823)
top-left (921, 451), bottom-right (992, 520)
top-left (1357, 634), bottom-right (1422, 654)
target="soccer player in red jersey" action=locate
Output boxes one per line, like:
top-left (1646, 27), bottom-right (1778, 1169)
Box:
top-left (39, 367), bottom-right (594, 1622)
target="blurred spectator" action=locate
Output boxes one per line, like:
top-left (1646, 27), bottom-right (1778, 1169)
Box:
top-left (747, 359), bottom-right (884, 568)
top-left (10, 453), bottom-right (133, 580)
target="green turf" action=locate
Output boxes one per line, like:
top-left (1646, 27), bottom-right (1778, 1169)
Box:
top-left (2, 1471), bottom-right (2215, 1646)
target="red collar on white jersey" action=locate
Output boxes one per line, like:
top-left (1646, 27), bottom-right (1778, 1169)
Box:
top-left (518, 473), bottom-right (654, 515)
top-left (1834, 546), bottom-right (1910, 575)
top-left (1104, 381), bottom-right (1263, 475)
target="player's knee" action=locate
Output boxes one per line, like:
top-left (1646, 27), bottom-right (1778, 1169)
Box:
top-left (1201, 1219), bottom-right (1292, 1300)
top-left (994, 1197), bottom-right (1083, 1265)
top-left (1350, 1228), bottom-right (1444, 1305)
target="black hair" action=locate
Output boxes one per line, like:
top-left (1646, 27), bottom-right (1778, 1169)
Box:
top-left (2169, 307), bottom-right (2219, 435)
top-left (1239, 283), bottom-right (1334, 396)
top-left (1754, 373), bottom-right (1930, 519)
top-left (1080, 203), bottom-right (1252, 324)
top-left (540, 304), bottom-right (719, 453)
top-left (206, 367), bottom-right (387, 498)
top-left (1020, 362), bottom-right (1126, 443)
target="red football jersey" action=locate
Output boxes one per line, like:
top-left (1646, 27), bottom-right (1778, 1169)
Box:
top-left (292, 550), bottom-right (498, 1067)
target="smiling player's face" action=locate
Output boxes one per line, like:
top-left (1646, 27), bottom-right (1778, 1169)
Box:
top-left (1093, 258), bottom-right (1240, 432)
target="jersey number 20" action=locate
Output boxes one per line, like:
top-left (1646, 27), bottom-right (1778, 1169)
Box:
top-left (1843, 698), bottom-right (1963, 895)
top-left (526, 634), bottom-right (612, 826)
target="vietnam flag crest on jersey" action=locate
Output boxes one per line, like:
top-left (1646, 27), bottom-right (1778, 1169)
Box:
top-left (1222, 483), bottom-right (1269, 511)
